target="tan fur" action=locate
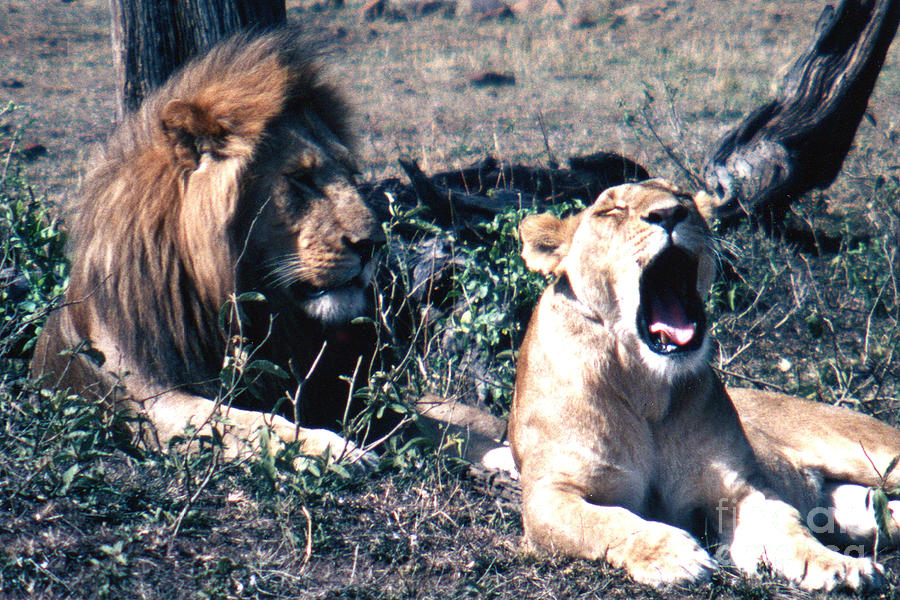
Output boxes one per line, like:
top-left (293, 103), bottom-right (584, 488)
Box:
top-left (510, 179), bottom-right (900, 590)
top-left (31, 29), bottom-right (382, 468)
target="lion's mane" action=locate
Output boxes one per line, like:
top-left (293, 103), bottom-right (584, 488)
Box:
top-left (35, 28), bottom-right (367, 411)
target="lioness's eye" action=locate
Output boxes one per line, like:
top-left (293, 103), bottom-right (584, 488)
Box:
top-left (594, 205), bottom-right (625, 217)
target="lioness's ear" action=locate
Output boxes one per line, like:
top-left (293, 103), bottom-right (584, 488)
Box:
top-left (692, 190), bottom-right (716, 225)
top-left (519, 213), bottom-right (578, 276)
top-left (160, 99), bottom-right (229, 166)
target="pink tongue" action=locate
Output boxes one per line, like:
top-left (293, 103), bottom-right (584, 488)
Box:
top-left (649, 292), bottom-right (695, 346)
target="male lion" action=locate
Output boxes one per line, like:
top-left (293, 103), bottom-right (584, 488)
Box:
top-left (510, 179), bottom-right (900, 591)
top-left (32, 28), bottom-right (381, 467)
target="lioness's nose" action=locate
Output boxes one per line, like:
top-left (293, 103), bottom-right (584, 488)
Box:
top-left (643, 205), bottom-right (688, 234)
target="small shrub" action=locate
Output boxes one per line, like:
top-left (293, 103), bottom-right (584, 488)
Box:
top-left (377, 198), bottom-right (584, 416)
top-left (0, 105), bottom-right (68, 376)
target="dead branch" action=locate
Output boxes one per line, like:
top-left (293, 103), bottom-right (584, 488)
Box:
top-left (703, 0), bottom-right (900, 224)
top-left (373, 151), bottom-right (650, 231)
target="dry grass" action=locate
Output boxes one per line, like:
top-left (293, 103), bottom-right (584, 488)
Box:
top-left (6, 0), bottom-right (900, 191)
top-left (4, 0), bottom-right (900, 598)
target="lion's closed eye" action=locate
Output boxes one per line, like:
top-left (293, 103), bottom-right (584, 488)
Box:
top-left (283, 148), bottom-right (321, 189)
top-left (286, 170), bottom-right (317, 192)
top-left (594, 206), bottom-right (625, 217)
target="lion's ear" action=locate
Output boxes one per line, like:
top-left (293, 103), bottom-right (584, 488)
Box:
top-left (519, 213), bottom-right (578, 276)
top-left (160, 99), bottom-right (229, 166)
top-left (692, 190), bottom-right (716, 225)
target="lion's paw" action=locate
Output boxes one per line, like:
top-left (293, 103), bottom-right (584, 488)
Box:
top-left (625, 522), bottom-right (717, 587)
top-left (731, 529), bottom-right (884, 591)
top-left (777, 547), bottom-right (883, 592)
top-left (298, 427), bottom-right (380, 472)
top-left (481, 445), bottom-right (519, 479)
top-left (730, 494), bottom-right (885, 592)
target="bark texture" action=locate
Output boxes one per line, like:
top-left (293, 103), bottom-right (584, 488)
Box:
top-left (108, 0), bottom-right (286, 119)
top-left (703, 0), bottom-right (900, 222)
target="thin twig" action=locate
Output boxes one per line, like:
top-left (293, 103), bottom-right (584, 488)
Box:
top-left (712, 366), bottom-right (792, 395)
top-left (334, 355), bottom-right (363, 463)
top-left (360, 414), bottom-right (413, 455)
top-left (639, 102), bottom-right (705, 189)
top-left (537, 111), bottom-right (559, 169)
top-left (291, 341), bottom-right (328, 434)
top-left (168, 448), bottom-right (221, 539)
top-left (1, 137), bottom-right (15, 182)
top-left (300, 505), bottom-right (313, 569)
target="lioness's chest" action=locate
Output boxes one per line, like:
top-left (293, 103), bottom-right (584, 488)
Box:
top-left (583, 431), bottom-right (705, 528)
top-left (581, 389), bottom-right (723, 521)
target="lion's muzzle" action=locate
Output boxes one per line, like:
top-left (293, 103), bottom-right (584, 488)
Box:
top-left (299, 246), bottom-right (382, 325)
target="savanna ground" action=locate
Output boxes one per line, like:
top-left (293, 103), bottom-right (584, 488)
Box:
top-left (3, 0), bottom-right (900, 598)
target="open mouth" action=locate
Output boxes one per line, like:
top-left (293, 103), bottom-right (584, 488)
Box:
top-left (637, 246), bottom-right (706, 355)
top-left (301, 276), bottom-right (364, 300)
top-left (300, 253), bottom-right (380, 300)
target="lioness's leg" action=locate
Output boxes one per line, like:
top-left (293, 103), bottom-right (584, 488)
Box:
top-left (731, 388), bottom-right (900, 490)
top-left (415, 396), bottom-right (518, 476)
top-left (521, 480), bottom-right (716, 586)
top-left (138, 391), bottom-right (377, 469)
top-left (655, 392), bottom-right (882, 591)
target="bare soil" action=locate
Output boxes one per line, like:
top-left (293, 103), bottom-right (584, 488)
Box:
top-left (6, 0), bottom-right (900, 199)
top-left (4, 0), bottom-right (900, 598)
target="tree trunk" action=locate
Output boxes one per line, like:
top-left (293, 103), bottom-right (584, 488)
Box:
top-left (108, 0), bottom-right (286, 120)
top-left (702, 0), bottom-right (900, 224)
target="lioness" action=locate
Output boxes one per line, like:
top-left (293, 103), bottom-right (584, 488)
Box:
top-left (510, 179), bottom-right (900, 590)
top-left (32, 28), bottom-right (381, 467)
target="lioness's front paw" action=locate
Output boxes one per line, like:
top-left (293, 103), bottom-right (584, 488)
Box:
top-left (481, 445), bottom-right (519, 479)
top-left (771, 546), bottom-right (884, 592)
top-left (299, 427), bottom-right (379, 472)
top-left (625, 522), bottom-right (717, 587)
top-left (730, 494), bottom-right (885, 592)
top-left (731, 530), bottom-right (884, 591)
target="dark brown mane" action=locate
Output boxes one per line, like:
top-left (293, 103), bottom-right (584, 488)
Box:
top-left (61, 28), bottom-right (352, 396)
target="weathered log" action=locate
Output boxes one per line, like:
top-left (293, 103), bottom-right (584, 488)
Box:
top-left (397, 157), bottom-right (517, 225)
top-left (366, 152), bottom-right (650, 330)
top-left (427, 153), bottom-right (649, 207)
top-left (703, 0), bottom-right (900, 222)
top-left (566, 151), bottom-right (651, 185)
top-left (380, 151), bottom-right (650, 231)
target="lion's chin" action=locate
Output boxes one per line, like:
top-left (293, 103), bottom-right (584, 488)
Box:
top-left (300, 285), bottom-right (368, 325)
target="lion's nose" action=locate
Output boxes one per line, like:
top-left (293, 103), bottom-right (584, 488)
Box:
top-left (344, 236), bottom-right (378, 263)
top-left (643, 205), bottom-right (688, 234)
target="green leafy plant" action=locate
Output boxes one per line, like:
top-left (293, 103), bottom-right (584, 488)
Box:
top-left (861, 447), bottom-right (900, 562)
top-left (440, 201), bottom-right (584, 410)
top-left (0, 106), bottom-right (68, 374)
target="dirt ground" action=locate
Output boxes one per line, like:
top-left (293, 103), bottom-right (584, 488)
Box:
top-left (6, 0), bottom-right (900, 200)
top-left (4, 0), bottom-right (900, 598)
